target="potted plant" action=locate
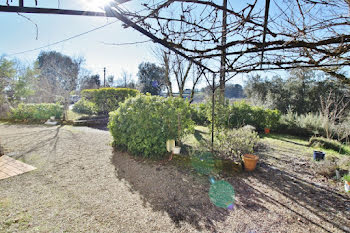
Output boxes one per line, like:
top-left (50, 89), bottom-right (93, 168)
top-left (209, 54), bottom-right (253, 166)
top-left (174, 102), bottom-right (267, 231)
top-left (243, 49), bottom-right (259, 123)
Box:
top-left (343, 174), bottom-right (350, 193)
top-left (242, 154), bottom-right (259, 171)
top-left (313, 151), bottom-right (325, 161)
top-left (264, 128), bottom-right (270, 134)
top-left (215, 128), bottom-right (259, 172)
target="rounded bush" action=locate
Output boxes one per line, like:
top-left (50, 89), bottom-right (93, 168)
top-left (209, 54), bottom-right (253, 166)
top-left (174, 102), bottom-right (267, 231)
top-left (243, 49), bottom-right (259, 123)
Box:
top-left (108, 95), bottom-right (194, 158)
top-left (72, 98), bottom-right (97, 115)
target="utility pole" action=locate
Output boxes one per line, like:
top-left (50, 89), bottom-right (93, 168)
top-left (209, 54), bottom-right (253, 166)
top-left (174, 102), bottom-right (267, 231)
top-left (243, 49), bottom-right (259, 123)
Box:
top-left (211, 73), bottom-right (216, 153)
top-left (104, 67), bottom-right (106, 87)
top-left (19, 0), bottom-right (23, 7)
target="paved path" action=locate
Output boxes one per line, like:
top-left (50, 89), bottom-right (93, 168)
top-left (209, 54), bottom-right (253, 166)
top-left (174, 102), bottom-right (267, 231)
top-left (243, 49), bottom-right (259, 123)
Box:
top-left (0, 155), bottom-right (36, 180)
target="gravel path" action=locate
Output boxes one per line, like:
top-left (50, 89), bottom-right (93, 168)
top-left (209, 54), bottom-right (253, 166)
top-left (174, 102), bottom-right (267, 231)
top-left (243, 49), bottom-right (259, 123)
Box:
top-left (0, 124), bottom-right (349, 233)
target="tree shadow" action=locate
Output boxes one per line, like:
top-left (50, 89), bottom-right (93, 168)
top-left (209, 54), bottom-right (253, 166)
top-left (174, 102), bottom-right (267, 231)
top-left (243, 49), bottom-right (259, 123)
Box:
top-left (0, 126), bottom-right (62, 161)
top-left (194, 129), bottom-right (205, 142)
top-left (111, 151), bottom-right (267, 231)
top-left (264, 134), bottom-right (309, 147)
top-left (250, 162), bottom-right (350, 233)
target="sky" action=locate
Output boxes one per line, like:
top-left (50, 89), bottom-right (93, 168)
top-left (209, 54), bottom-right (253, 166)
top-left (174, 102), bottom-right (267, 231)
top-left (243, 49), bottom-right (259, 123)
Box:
top-left (0, 0), bottom-right (159, 85)
top-left (0, 0), bottom-right (286, 89)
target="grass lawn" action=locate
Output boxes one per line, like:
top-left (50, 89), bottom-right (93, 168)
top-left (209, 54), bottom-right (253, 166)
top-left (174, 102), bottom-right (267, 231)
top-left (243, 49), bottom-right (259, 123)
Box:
top-left (185, 126), bottom-right (349, 162)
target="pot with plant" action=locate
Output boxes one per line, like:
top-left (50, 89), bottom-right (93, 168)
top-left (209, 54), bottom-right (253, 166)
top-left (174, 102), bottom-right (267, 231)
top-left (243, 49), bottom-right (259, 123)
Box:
top-left (215, 127), bottom-right (259, 172)
top-left (343, 174), bottom-right (350, 193)
top-left (264, 128), bottom-right (270, 134)
top-left (242, 154), bottom-right (259, 171)
top-left (313, 151), bottom-right (325, 161)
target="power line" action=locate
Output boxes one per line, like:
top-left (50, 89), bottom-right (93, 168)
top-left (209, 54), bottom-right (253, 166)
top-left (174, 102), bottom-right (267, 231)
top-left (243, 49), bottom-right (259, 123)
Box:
top-left (100, 39), bottom-right (151, 46)
top-left (6, 19), bottom-right (119, 57)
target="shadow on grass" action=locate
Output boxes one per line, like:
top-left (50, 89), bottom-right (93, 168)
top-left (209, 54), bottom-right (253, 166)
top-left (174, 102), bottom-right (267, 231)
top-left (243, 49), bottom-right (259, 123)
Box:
top-left (194, 129), bottom-right (205, 142)
top-left (111, 151), bottom-right (267, 231)
top-left (263, 134), bottom-right (310, 147)
top-left (249, 162), bottom-right (350, 233)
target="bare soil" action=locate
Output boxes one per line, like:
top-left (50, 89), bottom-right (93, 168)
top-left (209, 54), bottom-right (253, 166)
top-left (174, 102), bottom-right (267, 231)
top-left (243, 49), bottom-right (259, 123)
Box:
top-left (0, 123), bottom-right (349, 232)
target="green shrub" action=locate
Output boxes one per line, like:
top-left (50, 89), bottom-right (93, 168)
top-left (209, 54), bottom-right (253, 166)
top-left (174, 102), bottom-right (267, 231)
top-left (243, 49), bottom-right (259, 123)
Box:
top-left (277, 110), bottom-right (325, 137)
top-left (190, 103), bottom-right (209, 125)
top-left (10, 103), bottom-right (63, 122)
top-left (214, 127), bottom-right (259, 161)
top-left (207, 99), bottom-right (281, 131)
top-left (343, 174), bottom-right (350, 182)
top-left (81, 87), bottom-right (139, 114)
top-left (309, 136), bottom-right (348, 154)
top-left (72, 98), bottom-right (97, 115)
top-left (311, 160), bottom-right (337, 177)
top-left (108, 95), bottom-right (194, 158)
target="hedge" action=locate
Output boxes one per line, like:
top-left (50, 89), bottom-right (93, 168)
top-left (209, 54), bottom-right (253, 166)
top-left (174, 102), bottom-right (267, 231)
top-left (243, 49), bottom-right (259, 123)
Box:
top-left (9, 103), bottom-right (63, 122)
top-left (309, 136), bottom-right (349, 154)
top-left (108, 95), bottom-right (194, 158)
top-left (190, 103), bottom-right (209, 126)
top-left (207, 100), bottom-right (281, 131)
top-left (81, 87), bottom-right (139, 114)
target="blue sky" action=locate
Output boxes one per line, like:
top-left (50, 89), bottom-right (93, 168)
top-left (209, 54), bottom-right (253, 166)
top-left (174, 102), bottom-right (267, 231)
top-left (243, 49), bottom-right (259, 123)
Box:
top-left (0, 0), bottom-right (160, 84)
top-left (0, 0), bottom-right (286, 88)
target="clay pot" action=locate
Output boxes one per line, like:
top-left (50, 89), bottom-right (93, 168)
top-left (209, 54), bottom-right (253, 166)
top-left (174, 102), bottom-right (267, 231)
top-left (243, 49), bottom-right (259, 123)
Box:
top-left (243, 154), bottom-right (259, 171)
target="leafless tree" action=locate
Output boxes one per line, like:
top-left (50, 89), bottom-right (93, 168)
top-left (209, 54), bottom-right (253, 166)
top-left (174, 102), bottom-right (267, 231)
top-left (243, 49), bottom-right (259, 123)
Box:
top-left (320, 90), bottom-right (350, 139)
top-left (153, 47), bottom-right (205, 102)
top-left (171, 53), bottom-right (193, 98)
top-left (110, 0), bottom-right (349, 86)
top-left (115, 70), bottom-right (135, 88)
top-left (152, 48), bottom-right (173, 96)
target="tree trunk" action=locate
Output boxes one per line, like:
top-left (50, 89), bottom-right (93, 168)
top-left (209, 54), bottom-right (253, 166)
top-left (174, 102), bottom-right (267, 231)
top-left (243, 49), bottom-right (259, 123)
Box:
top-left (164, 51), bottom-right (173, 97)
top-left (219, 0), bottom-right (228, 101)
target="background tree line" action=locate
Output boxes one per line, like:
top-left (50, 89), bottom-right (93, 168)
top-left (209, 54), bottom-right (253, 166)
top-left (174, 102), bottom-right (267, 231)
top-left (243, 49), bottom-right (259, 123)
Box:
top-left (244, 69), bottom-right (350, 115)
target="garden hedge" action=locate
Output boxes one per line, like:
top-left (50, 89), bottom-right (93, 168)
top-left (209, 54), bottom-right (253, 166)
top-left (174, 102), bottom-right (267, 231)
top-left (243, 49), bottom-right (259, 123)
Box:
top-left (108, 95), bottom-right (194, 158)
top-left (9, 103), bottom-right (63, 122)
top-left (208, 100), bottom-right (281, 131)
top-left (81, 87), bottom-right (139, 114)
top-left (309, 136), bottom-right (349, 154)
top-left (190, 103), bottom-right (209, 126)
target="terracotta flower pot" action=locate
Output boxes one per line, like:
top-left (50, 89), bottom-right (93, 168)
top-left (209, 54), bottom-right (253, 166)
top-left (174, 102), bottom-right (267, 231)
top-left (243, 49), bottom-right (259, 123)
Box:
top-left (243, 154), bottom-right (259, 171)
top-left (264, 128), bottom-right (270, 134)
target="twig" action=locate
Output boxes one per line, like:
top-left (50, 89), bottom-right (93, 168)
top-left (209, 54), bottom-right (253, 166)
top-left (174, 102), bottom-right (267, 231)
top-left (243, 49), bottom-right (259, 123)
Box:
top-left (16, 12), bottom-right (39, 40)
